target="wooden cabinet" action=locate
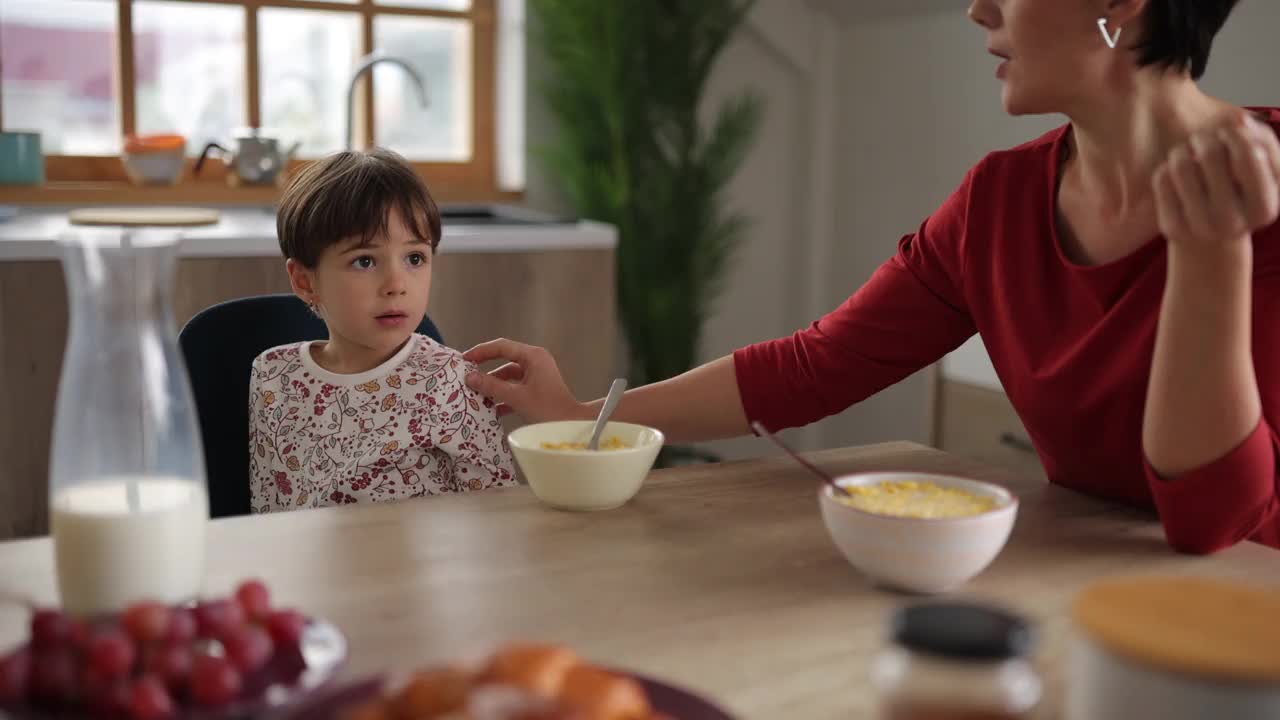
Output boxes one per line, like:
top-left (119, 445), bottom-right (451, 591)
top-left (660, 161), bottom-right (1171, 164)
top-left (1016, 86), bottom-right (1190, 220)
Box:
top-left (934, 379), bottom-right (1046, 481)
top-left (0, 250), bottom-right (615, 540)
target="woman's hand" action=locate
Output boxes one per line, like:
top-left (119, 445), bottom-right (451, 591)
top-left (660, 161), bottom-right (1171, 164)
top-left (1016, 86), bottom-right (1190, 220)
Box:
top-left (1154, 112), bottom-right (1280, 256)
top-left (462, 338), bottom-right (590, 423)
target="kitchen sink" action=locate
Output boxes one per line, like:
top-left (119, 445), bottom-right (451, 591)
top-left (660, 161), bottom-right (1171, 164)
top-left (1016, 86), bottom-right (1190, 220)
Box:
top-left (440, 204), bottom-right (574, 226)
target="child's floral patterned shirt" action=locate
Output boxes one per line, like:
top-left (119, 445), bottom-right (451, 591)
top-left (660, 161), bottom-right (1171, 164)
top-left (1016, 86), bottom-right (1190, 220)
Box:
top-left (248, 334), bottom-right (516, 513)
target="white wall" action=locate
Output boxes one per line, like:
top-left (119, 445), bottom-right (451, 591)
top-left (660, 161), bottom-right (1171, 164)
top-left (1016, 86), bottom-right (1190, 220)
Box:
top-left (1201, 0), bottom-right (1280, 104)
top-left (694, 2), bottom-right (1061, 456)
top-left (834, 9), bottom-right (1063, 403)
top-left (524, 0), bottom-right (834, 461)
top-left (691, 11), bottom-right (826, 460)
top-left (523, 0), bottom-right (1280, 458)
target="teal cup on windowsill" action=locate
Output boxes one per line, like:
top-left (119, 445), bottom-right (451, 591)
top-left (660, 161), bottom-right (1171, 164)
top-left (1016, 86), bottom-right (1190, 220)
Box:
top-left (0, 131), bottom-right (45, 185)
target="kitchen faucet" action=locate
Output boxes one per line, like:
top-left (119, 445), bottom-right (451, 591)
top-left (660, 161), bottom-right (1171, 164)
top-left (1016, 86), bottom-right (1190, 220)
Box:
top-left (345, 52), bottom-right (430, 151)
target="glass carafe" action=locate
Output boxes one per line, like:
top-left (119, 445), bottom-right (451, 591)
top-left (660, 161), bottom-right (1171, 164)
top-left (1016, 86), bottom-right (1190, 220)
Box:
top-left (49, 227), bottom-right (208, 616)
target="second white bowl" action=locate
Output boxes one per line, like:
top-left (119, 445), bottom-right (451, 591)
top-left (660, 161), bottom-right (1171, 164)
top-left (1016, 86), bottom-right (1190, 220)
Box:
top-left (818, 472), bottom-right (1018, 594)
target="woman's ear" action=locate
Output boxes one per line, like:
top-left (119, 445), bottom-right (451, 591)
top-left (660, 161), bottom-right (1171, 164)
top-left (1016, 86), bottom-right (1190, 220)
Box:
top-left (286, 259), bottom-right (318, 307)
top-left (1105, 0), bottom-right (1148, 27)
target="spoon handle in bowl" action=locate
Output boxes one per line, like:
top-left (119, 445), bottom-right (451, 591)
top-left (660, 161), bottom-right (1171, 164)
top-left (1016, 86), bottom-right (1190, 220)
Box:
top-left (751, 421), bottom-right (850, 497)
top-left (588, 378), bottom-right (628, 450)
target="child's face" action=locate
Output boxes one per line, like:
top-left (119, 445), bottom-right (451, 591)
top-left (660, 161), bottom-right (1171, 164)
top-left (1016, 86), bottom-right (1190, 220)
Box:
top-left (289, 207), bottom-right (433, 364)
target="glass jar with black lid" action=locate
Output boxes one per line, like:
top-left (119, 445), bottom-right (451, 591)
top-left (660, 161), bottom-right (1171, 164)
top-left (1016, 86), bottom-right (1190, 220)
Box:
top-left (871, 602), bottom-right (1042, 720)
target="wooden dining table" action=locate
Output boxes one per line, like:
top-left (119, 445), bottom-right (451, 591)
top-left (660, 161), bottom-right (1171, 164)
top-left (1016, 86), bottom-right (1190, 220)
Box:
top-left (1, 441), bottom-right (1278, 719)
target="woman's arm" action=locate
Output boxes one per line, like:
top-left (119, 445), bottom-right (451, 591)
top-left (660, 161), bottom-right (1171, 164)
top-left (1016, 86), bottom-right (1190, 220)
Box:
top-left (1143, 244), bottom-right (1259, 477)
top-left (463, 220), bottom-right (981, 445)
top-left (1145, 114), bottom-right (1280, 474)
top-left (575, 355), bottom-right (750, 444)
top-left (1143, 112), bottom-right (1280, 552)
top-left (464, 166), bottom-right (985, 445)
top-left (462, 342), bottom-right (747, 444)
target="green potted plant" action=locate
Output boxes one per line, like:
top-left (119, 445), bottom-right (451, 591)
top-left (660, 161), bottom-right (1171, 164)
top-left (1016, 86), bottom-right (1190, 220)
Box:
top-left (533, 0), bottom-right (764, 464)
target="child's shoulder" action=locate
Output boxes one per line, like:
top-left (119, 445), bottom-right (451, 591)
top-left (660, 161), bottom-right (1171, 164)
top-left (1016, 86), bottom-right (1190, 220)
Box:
top-left (252, 342), bottom-right (304, 369)
top-left (401, 335), bottom-right (487, 391)
top-left (403, 333), bottom-right (470, 368)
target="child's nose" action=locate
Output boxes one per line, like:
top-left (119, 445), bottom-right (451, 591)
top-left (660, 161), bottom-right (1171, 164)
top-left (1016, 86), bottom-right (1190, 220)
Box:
top-left (381, 268), bottom-right (408, 295)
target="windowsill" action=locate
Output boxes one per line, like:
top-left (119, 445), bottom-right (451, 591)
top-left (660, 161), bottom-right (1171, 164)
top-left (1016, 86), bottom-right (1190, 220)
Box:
top-left (0, 181), bottom-right (522, 206)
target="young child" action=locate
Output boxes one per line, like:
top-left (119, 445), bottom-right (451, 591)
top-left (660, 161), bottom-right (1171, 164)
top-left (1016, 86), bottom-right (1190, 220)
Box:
top-left (248, 148), bottom-right (516, 513)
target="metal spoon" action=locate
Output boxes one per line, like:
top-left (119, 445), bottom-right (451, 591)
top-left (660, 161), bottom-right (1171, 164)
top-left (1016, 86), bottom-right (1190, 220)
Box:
top-left (751, 421), bottom-right (852, 497)
top-left (587, 378), bottom-right (628, 450)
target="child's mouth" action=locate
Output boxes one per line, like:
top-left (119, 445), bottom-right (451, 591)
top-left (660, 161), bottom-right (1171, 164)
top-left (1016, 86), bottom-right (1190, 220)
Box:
top-left (376, 311), bottom-right (407, 328)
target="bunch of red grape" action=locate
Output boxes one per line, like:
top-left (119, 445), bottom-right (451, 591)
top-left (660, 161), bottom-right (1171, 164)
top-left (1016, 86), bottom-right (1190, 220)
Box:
top-left (0, 580), bottom-right (309, 719)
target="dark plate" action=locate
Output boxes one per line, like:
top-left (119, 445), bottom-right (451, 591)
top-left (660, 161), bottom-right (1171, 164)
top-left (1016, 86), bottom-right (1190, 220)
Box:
top-left (632, 672), bottom-right (736, 720)
top-left (288, 667), bottom-right (734, 720)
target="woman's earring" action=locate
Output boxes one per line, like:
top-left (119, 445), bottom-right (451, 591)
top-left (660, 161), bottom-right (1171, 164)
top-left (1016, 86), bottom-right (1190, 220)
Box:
top-left (1097, 17), bottom-right (1121, 49)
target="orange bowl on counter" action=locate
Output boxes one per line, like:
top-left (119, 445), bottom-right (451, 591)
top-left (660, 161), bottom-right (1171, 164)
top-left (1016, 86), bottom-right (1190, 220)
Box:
top-left (122, 134), bottom-right (187, 185)
top-left (123, 133), bottom-right (185, 154)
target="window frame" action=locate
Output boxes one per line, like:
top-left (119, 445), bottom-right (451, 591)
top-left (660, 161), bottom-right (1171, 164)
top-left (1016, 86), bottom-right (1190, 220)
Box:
top-left (0, 0), bottom-right (514, 203)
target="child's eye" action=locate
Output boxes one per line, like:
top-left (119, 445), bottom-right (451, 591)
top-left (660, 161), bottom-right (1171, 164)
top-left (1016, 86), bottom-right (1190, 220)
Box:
top-left (407, 253), bottom-right (428, 267)
top-left (350, 256), bottom-right (375, 270)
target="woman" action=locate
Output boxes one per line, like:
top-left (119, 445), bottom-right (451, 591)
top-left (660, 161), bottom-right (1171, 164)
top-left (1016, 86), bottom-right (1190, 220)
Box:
top-left (465, 0), bottom-right (1280, 554)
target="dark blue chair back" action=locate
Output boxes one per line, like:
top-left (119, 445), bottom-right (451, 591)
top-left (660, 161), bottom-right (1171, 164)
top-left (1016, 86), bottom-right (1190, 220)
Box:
top-left (178, 294), bottom-right (443, 518)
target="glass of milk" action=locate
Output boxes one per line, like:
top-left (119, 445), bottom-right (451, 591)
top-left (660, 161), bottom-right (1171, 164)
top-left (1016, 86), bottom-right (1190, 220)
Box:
top-left (49, 227), bottom-right (209, 616)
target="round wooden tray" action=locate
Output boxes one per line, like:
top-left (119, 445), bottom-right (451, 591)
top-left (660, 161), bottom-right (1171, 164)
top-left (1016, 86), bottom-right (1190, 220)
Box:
top-left (68, 207), bottom-right (222, 227)
top-left (1073, 575), bottom-right (1280, 683)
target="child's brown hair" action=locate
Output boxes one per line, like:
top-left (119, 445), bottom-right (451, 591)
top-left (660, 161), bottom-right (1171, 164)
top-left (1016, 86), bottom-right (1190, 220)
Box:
top-left (276, 148), bottom-right (441, 268)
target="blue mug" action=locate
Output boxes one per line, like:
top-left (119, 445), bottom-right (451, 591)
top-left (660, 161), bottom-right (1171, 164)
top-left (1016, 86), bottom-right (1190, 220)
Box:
top-left (0, 131), bottom-right (45, 185)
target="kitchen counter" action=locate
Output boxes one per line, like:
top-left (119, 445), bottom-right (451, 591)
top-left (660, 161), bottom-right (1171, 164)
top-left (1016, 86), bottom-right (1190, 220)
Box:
top-left (0, 205), bottom-right (616, 260)
top-left (0, 204), bottom-right (618, 540)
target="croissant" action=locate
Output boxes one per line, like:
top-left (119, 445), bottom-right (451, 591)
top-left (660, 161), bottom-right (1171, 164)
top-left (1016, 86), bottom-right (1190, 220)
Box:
top-left (341, 643), bottom-right (668, 720)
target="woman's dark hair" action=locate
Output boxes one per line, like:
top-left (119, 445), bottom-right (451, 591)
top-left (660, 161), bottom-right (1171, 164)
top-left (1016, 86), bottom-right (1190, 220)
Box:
top-left (1134, 0), bottom-right (1240, 80)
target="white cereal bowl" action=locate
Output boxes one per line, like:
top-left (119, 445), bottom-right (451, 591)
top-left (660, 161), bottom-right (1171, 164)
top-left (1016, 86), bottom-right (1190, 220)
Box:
top-left (507, 420), bottom-right (664, 511)
top-left (818, 472), bottom-right (1018, 594)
